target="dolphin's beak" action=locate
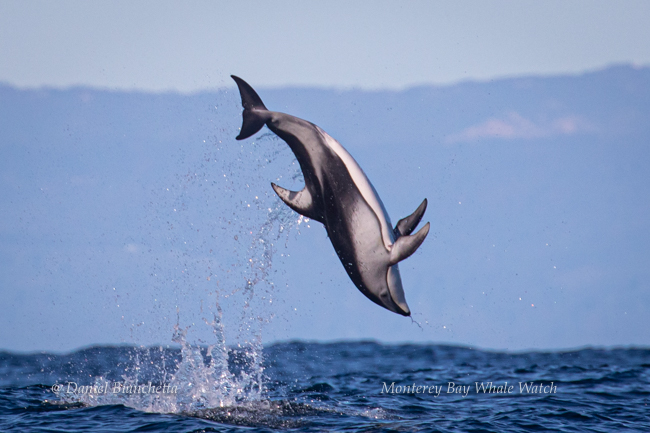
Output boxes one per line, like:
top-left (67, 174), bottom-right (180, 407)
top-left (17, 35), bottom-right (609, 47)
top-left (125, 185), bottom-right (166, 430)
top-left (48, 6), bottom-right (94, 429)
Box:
top-left (387, 265), bottom-right (411, 316)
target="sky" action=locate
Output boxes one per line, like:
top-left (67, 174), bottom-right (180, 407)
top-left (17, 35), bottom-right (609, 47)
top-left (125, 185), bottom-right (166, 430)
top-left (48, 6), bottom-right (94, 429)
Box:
top-left (1, 1), bottom-right (650, 92)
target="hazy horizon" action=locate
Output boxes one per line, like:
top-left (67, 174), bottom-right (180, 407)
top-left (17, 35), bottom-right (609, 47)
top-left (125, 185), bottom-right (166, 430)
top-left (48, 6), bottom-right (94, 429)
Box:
top-left (1, 62), bottom-right (647, 94)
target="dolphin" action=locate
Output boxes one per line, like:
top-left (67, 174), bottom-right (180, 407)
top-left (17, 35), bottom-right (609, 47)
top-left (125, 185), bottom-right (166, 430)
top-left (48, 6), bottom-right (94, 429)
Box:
top-left (231, 76), bottom-right (429, 316)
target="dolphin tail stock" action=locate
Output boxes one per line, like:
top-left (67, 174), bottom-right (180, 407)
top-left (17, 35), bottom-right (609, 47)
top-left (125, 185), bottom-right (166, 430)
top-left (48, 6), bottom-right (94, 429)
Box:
top-left (389, 222), bottom-right (430, 266)
top-left (231, 75), bottom-right (271, 140)
top-left (394, 198), bottom-right (428, 238)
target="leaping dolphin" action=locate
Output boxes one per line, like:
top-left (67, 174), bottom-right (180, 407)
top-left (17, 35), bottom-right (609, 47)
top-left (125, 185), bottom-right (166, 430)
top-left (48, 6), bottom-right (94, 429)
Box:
top-left (231, 76), bottom-right (429, 316)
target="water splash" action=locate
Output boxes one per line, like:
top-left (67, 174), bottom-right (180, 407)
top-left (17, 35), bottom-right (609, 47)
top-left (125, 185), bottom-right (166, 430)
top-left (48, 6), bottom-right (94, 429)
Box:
top-left (56, 197), bottom-right (300, 414)
top-left (56, 131), bottom-right (305, 414)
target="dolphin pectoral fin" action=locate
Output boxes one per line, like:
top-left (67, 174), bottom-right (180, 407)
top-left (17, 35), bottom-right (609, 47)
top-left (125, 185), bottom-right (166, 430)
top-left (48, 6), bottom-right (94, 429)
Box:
top-left (271, 182), bottom-right (322, 222)
top-left (394, 198), bottom-right (428, 238)
top-left (389, 222), bottom-right (430, 265)
top-left (232, 75), bottom-right (271, 140)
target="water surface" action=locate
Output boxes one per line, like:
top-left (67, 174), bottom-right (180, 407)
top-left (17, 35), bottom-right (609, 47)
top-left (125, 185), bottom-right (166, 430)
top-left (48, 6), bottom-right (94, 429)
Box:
top-left (1, 342), bottom-right (648, 432)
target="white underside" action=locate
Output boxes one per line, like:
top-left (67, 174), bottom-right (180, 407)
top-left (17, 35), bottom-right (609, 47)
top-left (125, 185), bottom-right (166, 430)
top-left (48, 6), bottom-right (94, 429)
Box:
top-left (318, 127), bottom-right (394, 250)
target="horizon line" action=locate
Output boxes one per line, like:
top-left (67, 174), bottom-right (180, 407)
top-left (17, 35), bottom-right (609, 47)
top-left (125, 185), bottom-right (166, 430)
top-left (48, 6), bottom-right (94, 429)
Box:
top-left (1, 62), bottom-right (647, 96)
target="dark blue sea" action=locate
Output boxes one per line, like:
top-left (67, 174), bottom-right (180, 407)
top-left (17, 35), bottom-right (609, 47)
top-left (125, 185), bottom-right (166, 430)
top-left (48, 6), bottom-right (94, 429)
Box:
top-left (1, 342), bottom-right (648, 432)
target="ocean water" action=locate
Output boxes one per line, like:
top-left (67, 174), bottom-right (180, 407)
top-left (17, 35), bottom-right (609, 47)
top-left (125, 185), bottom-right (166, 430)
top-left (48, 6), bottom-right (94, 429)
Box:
top-left (1, 342), bottom-right (648, 432)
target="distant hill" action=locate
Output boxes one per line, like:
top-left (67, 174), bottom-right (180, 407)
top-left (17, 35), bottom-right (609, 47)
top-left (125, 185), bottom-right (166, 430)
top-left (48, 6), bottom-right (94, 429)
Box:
top-left (1, 64), bottom-right (649, 351)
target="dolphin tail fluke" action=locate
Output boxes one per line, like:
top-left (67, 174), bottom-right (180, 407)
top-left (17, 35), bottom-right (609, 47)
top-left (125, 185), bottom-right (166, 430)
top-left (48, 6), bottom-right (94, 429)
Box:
top-left (389, 222), bottom-right (430, 265)
top-left (231, 75), bottom-right (270, 140)
top-left (394, 198), bottom-right (428, 238)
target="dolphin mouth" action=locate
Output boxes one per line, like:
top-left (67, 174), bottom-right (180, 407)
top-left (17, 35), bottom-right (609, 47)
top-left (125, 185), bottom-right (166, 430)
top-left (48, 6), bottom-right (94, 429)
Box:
top-left (399, 307), bottom-right (411, 317)
top-left (392, 301), bottom-right (411, 316)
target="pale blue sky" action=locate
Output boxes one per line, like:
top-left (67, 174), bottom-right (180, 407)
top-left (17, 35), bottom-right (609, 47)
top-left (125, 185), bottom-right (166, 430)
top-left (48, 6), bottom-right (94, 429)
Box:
top-left (1, 0), bottom-right (649, 91)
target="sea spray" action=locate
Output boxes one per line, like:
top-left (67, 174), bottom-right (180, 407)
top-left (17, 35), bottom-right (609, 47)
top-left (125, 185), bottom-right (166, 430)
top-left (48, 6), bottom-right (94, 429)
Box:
top-left (55, 197), bottom-right (301, 413)
top-left (56, 129), bottom-right (305, 413)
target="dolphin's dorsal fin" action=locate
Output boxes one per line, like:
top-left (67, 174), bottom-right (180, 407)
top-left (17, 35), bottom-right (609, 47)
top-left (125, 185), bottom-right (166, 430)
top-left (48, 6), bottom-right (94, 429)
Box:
top-left (389, 222), bottom-right (430, 265)
top-left (394, 198), bottom-right (428, 238)
top-left (271, 183), bottom-right (323, 223)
